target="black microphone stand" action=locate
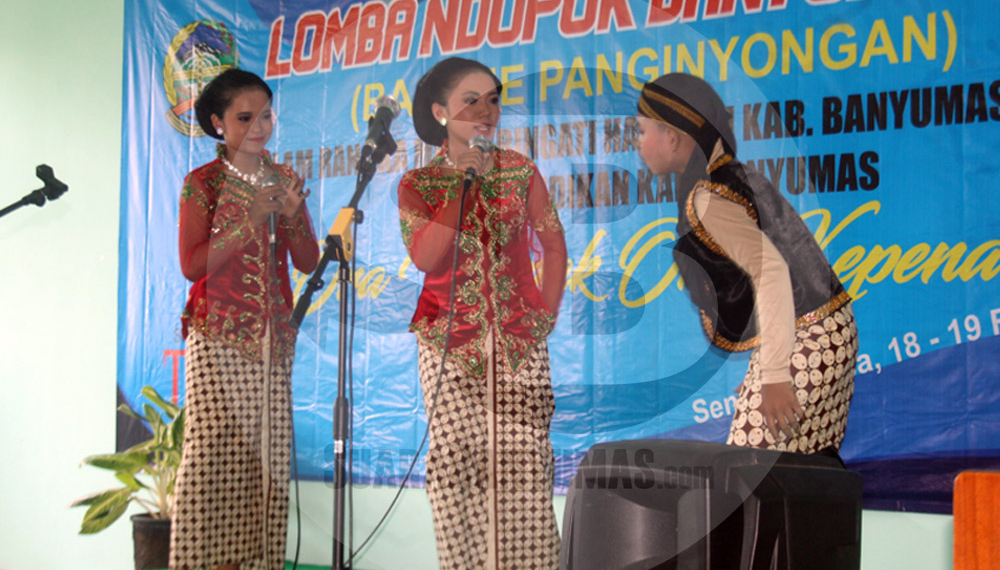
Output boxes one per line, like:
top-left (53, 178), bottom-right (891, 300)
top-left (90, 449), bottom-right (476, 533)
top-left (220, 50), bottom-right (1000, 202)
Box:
top-left (1, 165), bottom-right (68, 219)
top-left (291, 123), bottom-right (397, 570)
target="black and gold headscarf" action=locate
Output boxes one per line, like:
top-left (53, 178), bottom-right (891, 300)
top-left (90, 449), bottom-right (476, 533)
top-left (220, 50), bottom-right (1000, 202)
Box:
top-left (637, 73), bottom-right (737, 159)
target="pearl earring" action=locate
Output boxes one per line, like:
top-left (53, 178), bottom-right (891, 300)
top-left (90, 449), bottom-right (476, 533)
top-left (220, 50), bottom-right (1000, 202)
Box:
top-left (216, 127), bottom-right (224, 136)
top-left (439, 117), bottom-right (447, 127)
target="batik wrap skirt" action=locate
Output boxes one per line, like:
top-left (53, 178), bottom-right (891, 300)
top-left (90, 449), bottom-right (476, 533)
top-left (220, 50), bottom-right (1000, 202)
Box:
top-left (728, 303), bottom-right (858, 453)
top-left (417, 337), bottom-right (560, 570)
top-left (170, 329), bottom-right (293, 570)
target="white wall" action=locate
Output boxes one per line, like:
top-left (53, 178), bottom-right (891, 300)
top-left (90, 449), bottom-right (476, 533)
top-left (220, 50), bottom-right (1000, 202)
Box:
top-left (0, 0), bottom-right (132, 568)
top-left (0, 1), bottom-right (953, 569)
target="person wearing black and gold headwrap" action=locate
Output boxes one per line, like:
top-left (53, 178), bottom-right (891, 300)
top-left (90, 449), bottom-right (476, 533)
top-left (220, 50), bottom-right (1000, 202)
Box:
top-left (636, 73), bottom-right (858, 457)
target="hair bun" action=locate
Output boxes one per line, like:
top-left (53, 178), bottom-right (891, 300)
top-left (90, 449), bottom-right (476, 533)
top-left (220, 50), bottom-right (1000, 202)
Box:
top-left (412, 57), bottom-right (502, 147)
top-left (194, 68), bottom-right (273, 140)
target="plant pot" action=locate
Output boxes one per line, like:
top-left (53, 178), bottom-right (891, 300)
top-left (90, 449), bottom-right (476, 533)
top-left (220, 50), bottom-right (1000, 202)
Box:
top-left (131, 513), bottom-right (171, 570)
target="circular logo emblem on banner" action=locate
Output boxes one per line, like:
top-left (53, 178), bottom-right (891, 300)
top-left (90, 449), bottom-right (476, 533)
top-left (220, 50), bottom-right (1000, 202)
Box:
top-left (163, 20), bottom-right (239, 137)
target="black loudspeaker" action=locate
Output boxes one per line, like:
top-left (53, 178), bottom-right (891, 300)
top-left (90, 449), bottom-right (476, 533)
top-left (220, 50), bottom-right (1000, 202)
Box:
top-left (559, 439), bottom-right (862, 570)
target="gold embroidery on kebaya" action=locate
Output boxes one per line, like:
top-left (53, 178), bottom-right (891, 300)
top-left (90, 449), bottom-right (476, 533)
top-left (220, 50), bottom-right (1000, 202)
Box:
top-left (280, 211), bottom-right (311, 242)
top-left (461, 200), bottom-right (490, 372)
top-left (210, 214), bottom-right (251, 251)
top-left (533, 206), bottom-right (563, 234)
top-left (408, 149), bottom-right (554, 375)
top-left (220, 176), bottom-right (256, 207)
top-left (399, 207), bottom-right (429, 249)
top-left (184, 153), bottom-right (301, 363)
top-left (410, 168), bottom-right (489, 376)
top-left (487, 163), bottom-right (533, 193)
top-left (181, 180), bottom-right (212, 210)
top-left (193, 300), bottom-right (287, 362)
top-left (407, 164), bottom-right (463, 205)
top-left (483, 153), bottom-right (552, 371)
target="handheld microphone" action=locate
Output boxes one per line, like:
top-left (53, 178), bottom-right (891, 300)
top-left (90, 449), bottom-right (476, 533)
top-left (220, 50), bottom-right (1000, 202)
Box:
top-left (262, 174), bottom-right (281, 258)
top-left (464, 135), bottom-right (495, 187)
top-left (364, 95), bottom-right (401, 153)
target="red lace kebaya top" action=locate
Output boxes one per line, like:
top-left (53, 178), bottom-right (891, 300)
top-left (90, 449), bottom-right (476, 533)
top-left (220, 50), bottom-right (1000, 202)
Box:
top-left (398, 146), bottom-right (566, 376)
top-left (179, 146), bottom-right (319, 361)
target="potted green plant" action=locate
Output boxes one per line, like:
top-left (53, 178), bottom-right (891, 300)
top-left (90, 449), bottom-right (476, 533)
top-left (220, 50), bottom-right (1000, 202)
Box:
top-left (71, 384), bottom-right (185, 570)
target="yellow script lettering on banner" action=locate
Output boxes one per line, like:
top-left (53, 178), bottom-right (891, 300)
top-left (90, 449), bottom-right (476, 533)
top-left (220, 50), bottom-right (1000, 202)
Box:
top-left (567, 231), bottom-right (609, 302)
top-left (619, 217), bottom-right (682, 309)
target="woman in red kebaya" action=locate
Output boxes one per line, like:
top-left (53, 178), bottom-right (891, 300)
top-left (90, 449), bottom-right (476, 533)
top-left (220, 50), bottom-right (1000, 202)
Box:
top-left (397, 57), bottom-right (568, 569)
top-left (171, 68), bottom-right (318, 570)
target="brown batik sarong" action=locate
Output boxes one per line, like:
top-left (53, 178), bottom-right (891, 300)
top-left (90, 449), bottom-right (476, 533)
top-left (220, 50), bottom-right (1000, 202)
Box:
top-left (170, 329), bottom-right (293, 570)
top-left (417, 336), bottom-right (560, 570)
top-left (728, 303), bottom-right (859, 453)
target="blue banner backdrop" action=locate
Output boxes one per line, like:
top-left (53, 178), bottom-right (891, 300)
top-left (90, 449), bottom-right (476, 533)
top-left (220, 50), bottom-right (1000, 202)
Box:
top-left (119, 0), bottom-right (1000, 513)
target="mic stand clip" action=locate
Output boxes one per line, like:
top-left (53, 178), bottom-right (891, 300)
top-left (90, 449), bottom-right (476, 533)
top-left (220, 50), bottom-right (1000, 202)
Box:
top-left (1, 164), bottom-right (69, 220)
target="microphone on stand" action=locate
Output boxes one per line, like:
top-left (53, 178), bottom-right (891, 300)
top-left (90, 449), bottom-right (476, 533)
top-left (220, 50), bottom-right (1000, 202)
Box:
top-left (354, 94), bottom-right (401, 183)
top-left (262, 174), bottom-right (281, 259)
top-left (363, 95), bottom-right (401, 157)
